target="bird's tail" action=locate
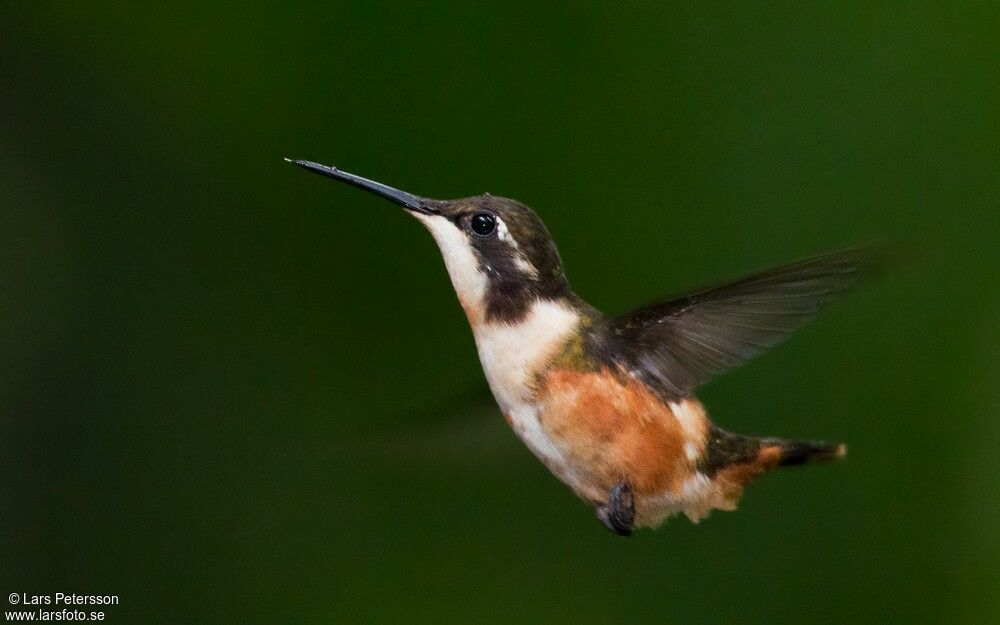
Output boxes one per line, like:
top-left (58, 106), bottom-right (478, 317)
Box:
top-left (759, 437), bottom-right (847, 467)
top-left (702, 426), bottom-right (846, 476)
top-left (686, 428), bottom-right (847, 522)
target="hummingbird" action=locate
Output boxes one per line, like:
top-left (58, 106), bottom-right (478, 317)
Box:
top-left (289, 159), bottom-right (875, 535)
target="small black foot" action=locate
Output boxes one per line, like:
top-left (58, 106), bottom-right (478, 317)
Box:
top-left (597, 480), bottom-right (635, 536)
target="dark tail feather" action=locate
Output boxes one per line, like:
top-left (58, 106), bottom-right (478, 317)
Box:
top-left (700, 427), bottom-right (846, 482)
top-left (697, 429), bottom-right (846, 514)
top-left (761, 437), bottom-right (847, 467)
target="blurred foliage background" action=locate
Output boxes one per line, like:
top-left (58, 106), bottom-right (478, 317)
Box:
top-left (2, 2), bottom-right (998, 624)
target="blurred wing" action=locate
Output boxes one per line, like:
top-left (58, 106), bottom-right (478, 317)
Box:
top-left (597, 247), bottom-right (880, 398)
top-left (327, 384), bottom-right (518, 463)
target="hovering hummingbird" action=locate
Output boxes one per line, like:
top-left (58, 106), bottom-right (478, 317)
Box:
top-left (289, 159), bottom-right (876, 535)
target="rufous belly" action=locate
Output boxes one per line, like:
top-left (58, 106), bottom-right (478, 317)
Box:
top-left (533, 367), bottom-right (714, 526)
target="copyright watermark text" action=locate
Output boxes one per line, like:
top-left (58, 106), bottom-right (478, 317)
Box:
top-left (6, 594), bottom-right (119, 621)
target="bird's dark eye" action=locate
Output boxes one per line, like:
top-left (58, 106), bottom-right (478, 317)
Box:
top-left (469, 212), bottom-right (497, 236)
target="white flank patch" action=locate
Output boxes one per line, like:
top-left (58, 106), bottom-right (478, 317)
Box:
top-left (669, 399), bottom-right (707, 450)
top-left (414, 213), bottom-right (487, 308)
top-left (473, 299), bottom-right (580, 466)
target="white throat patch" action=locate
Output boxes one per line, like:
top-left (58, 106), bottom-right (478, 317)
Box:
top-left (414, 213), bottom-right (487, 316)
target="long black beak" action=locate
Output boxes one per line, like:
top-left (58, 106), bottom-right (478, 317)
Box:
top-left (286, 159), bottom-right (435, 214)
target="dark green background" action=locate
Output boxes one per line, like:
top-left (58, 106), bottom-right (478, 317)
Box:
top-left (3, 3), bottom-right (998, 624)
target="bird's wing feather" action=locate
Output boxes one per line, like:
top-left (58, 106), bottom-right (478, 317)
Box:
top-left (591, 247), bottom-right (880, 398)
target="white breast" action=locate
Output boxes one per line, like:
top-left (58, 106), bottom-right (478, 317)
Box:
top-left (472, 299), bottom-right (580, 467)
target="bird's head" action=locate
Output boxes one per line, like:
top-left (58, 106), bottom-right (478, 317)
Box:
top-left (289, 160), bottom-right (570, 324)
